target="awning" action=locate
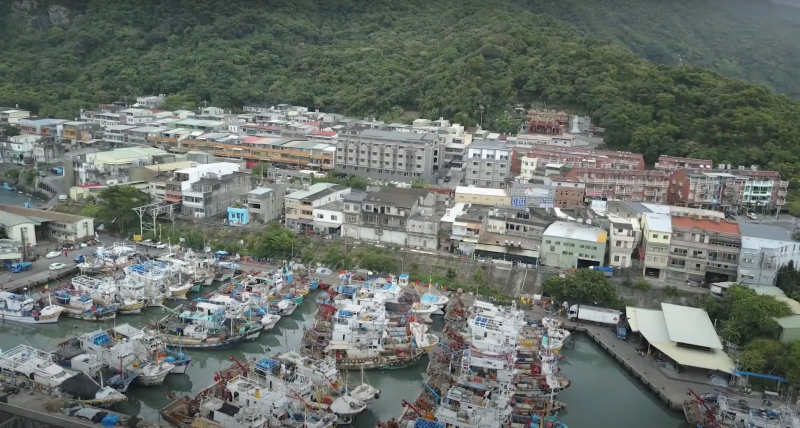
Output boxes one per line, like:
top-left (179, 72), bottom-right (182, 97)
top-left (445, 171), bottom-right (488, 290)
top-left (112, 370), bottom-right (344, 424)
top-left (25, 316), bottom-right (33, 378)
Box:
top-left (313, 220), bottom-right (341, 230)
top-left (165, 196), bottom-right (181, 203)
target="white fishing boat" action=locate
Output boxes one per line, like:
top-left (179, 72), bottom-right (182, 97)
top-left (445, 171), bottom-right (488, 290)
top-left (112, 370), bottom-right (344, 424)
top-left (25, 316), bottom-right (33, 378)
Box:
top-left (71, 275), bottom-right (146, 315)
top-left (0, 291), bottom-right (63, 324)
top-left (0, 345), bottom-right (125, 404)
top-left (168, 281), bottom-right (193, 300)
top-left (225, 376), bottom-right (338, 428)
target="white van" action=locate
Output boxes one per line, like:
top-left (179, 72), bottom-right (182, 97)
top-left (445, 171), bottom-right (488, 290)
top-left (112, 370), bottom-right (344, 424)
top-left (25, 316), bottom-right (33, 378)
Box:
top-left (58, 194), bottom-right (68, 202)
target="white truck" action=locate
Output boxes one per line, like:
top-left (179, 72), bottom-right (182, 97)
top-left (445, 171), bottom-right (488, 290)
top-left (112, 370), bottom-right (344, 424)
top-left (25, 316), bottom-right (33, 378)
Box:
top-left (566, 304), bottom-right (621, 325)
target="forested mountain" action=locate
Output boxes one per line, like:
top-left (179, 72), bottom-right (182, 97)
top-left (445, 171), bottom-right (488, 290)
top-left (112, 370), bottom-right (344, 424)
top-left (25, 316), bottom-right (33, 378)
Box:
top-left (3, 0), bottom-right (800, 188)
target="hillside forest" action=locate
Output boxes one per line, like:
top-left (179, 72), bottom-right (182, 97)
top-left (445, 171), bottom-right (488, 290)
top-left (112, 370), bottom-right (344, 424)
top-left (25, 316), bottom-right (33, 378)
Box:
top-left (4, 0), bottom-right (800, 197)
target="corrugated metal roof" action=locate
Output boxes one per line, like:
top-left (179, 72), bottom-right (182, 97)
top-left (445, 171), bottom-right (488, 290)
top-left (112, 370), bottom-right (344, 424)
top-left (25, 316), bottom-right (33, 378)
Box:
top-left (0, 211), bottom-right (39, 227)
top-left (543, 221), bottom-right (607, 243)
top-left (661, 303), bottom-right (723, 350)
top-left (643, 213), bottom-right (672, 233)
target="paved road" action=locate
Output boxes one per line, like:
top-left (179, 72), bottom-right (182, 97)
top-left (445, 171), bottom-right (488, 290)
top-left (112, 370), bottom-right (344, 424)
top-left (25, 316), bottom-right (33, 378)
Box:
top-left (39, 174), bottom-right (67, 209)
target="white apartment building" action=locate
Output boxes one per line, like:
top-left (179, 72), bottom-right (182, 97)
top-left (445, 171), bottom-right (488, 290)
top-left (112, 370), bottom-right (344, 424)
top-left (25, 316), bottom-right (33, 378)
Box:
top-left (520, 156), bottom-right (539, 180)
top-left (119, 108), bottom-right (155, 125)
top-left (607, 214), bottom-right (639, 269)
top-left (641, 212), bottom-right (672, 280)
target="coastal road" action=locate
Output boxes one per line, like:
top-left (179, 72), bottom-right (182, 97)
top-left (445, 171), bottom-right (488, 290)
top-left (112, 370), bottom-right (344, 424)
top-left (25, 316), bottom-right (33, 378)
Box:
top-left (38, 174), bottom-right (67, 209)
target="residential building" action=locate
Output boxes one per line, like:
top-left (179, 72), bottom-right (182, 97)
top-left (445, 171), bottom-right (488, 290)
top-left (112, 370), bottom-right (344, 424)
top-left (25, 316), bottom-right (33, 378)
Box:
top-left (181, 170), bottom-right (252, 218)
top-left (312, 202), bottom-right (345, 236)
top-left (119, 108), bottom-right (155, 126)
top-left (510, 146), bottom-right (643, 175)
top-left (245, 185), bottom-right (287, 224)
top-left (33, 138), bottom-right (65, 164)
top-left (18, 118), bottom-right (68, 136)
top-left (450, 204), bottom-right (489, 255)
top-left (607, 214), bottom-right (639, 269)
top-left (0, 205), bottom-right (94, 243)
top-left (737, 223), bottom-right (799, 286)
top-left (62, 148), bottom-right (101, 188)
top-left (284, 183), bottom-right (351, 232)
top-left (541, 221), bottom-right (608, 269)
top-left (606, 201), bottom-right (654, 221)
top-left (134, 95), bottom-right (165, 108)
top-left (160, 162), bottom-right (243, 204)
top-left (0, 109), bottom-right (31, 124)
top-left (82, 111), bottom-right (121, 128)
top-left (519, 155), bottom-right (539, 180)
top-left (454, 186), bottom-right (511, 206)
top-left (667, 168), bottom-right (788, 211)
top-left (464, 140), bottom-right (512, 188)
top-left (407, 214), bottom-right (440, 250)
top-left (172, 119), bottom-right (226, 132)
top-left (356, 187), bottom-right (436, 245)
top-left (641, 213), bottom-right (672, 280)
top-left (654, 155), bottom-right (713, 172)
top-left (6, 135), bottom-right (40, 165)
top-left (335, 129), bottom-right (442, 182)
top-left (667, 216), bottom-right (740, 283)
top-left (477, 206), bottom-right (548, 264)
top-left (550, 177), bottom-right (585, 209)
top-left (563, 168), bottom-right (669, 203)
top-left (60, 121), bottom-right (100, 146)
top-left (102, 125), bottom-right (137, 143)
top-left (0, 210), bottom-right (38, 246)
top-left (341, 192), bottom-right (368, 239)
top-left (508, 181), bottom-right (555, 209)
top-left (74, 147), bottom-right (168, 186)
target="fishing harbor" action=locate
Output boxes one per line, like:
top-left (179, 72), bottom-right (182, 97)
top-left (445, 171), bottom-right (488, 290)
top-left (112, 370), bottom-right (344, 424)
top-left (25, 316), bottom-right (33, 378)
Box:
top-left (0, 244), bottom-right (697, 428)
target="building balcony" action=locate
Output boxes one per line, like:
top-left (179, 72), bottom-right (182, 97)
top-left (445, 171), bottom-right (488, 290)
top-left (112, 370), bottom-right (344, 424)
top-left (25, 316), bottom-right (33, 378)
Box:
top-left (780, 181), bottom-right (790, 188)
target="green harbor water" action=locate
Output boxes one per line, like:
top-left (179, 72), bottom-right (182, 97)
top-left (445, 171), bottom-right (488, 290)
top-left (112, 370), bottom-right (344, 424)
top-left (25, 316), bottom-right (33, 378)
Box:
top-left (1, 189), bottom-right (41, 206)
top-left (4, 281), bottom-right (686, 428)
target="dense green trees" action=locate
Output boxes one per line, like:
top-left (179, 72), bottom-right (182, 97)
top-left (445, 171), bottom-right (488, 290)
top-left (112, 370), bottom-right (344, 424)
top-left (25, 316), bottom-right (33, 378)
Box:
top-left (542, 270), bottom-right (622, 308)
top-left (5, 0), bottom-right (800, 184)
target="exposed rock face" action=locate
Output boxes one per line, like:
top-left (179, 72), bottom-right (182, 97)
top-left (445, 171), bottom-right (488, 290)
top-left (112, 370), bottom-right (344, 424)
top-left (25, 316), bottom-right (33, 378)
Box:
top-left (13, 0), bottom-right (74, 31)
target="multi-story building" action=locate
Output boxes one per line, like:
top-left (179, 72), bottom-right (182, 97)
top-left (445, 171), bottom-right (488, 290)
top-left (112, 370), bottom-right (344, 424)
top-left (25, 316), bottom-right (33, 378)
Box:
top-left (0, 205), bottom-right (95, 244)
top-left (82, 111), bottom-right (121, 128)
top-left (74, 147), bottom-right (168, 186)
top-left (33, 138), bottom-right (65, 164)
top-left (60, 121), bottom-right (100, 146)
top-left (312, 201), bottom-right (345, 236)
top-left (607, 214), bottom-right (639, 269)
top-left (519, 155), bottom-right (539, 180)
top-left (449, 205), bottom-right (488, 255)
top-left (341, 192), bottom-right (368, 239)
top-left (134, 95), bottom-right (165, 108)
top-left (654, 155), bottom-right (713, 172)
top-left (454, 186), bottom-right (511, 206)
top-left (0, 109), bottom-right (31, 125)
top-left (737, 223), bottom-right (800, 286)
top-left (510, 146), bottom-right (643, 175)
top-left (18, 118), bottom-right (68, 136)
top-left (667, 168), bottom-right (787, 211)
top-left (464, 140), bottom-right (512, 188)
top-left (406, 214), bottom-right (440, 250)
top-left (119, 108), bottom-right (155, 126)
top-left (355, 187), bottom-right (436, 245)
top-left (477, 206), bottom-right (548, 264)
top-left (550, 177), bottom-right (585, 209)
top-left (563, 168), bottom-right (669, 203)
top-left (102, 125), bottom-right (137, 143)
top-left (335, 129), bottom-right (442, 182)
top-left (5, 135), bottom-right (40, 165)
top-left (541, 221), bottom-right (608, 269)
top-left (641, 213), bottom-right (672, 280)
top-left (508, 181), bottom-right (555, 209)
top-left (159, 162), bottom-right (243, 204)
top-left (181, 170), bottom-right (252, 218)
top-left (245, 185), bottom-right (287, 224)
top-left (667, 216), bottom-right (740, 283)
top-left (284, 183), bottom-right (351, 232)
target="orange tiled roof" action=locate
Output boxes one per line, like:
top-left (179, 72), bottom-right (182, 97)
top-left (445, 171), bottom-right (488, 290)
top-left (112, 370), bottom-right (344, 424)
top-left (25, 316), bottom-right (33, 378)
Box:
top-left (671, 216), bottom-right (740, 234)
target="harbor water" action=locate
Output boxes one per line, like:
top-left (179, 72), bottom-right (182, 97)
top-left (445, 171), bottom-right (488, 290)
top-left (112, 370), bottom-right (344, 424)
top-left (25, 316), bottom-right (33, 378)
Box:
top-left (1, 189), bottom-right (40, 206)
top-left (4, 281), bottom-right (685, 428)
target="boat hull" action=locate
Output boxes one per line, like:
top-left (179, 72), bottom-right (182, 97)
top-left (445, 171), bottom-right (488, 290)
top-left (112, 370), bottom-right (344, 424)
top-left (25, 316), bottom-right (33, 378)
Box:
top-left (134, 370), bottom-right (170, 386)
top-left (0, 313), bottom-right (61, 324)
top-left (160, 335), bottom-right (245, 350)
top-left (63, 309), bottom-right (116, 321)
top-left (170, 361), bottom-right (190, 374)
top-left (334, 353), bottom-right (424, 370)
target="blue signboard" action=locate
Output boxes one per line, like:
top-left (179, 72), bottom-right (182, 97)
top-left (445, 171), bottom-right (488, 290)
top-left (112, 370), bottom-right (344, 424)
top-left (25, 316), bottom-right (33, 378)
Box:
top-left (511, 196), bottom-right (526, 207)
top-left (539, 198), bottom-right (554, 208)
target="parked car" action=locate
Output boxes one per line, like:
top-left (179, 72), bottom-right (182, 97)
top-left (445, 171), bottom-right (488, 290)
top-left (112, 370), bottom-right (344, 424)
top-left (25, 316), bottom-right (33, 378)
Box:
top-left (45, 251), bottom-right (62, 259)
top-left (154, 242), bottom-right (167, 249)
top-left (747, 212), bottom-right (758, 220)
top-left (49, 262), bottom-right (66, 271)
top-left (61, 242), bottom-right (75, 250)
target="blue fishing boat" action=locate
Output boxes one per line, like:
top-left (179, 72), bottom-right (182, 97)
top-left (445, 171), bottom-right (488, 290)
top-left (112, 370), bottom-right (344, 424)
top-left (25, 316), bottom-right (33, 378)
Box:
top-left (1, 183), bottom-right (16, 191)
top-left (163, 349), bottom-right (192, 374)
top-left (315, 290), bottom-right (336, 305)
top-left (309, 277), bottom-right (321, 290)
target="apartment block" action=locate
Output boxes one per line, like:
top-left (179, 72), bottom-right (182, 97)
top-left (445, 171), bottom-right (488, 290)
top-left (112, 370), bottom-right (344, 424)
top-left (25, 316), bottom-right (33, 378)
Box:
top-left (284, 183), bottom-right (351, 232)
top-left (0, 109), bottom-right (31, 125)
top-left (181, 170), bottom-right (252, 218)
top-left (335, 129), bottom-right (442, 182)
top-left (641, 213), bottom-right (672, 280)
top-left (354, 187), bottom-right (436, 246)
top-left (654, 155), bottom-right (713, 172)
top-left (666, 216), bottom-right (740, 283)
top-left (33, 138), bottom-right (65, 164)
top-left (477, 206), bottom-right (548, 264)
top-left (246, 185), bottom-right (287, 224)
top-left (511, 146), bottom-right (644, 174)
top-left (61, 121), bottom-right (101, 146)
top-left (18, 118), bottom-right (67, 136)
top-left (667, 169), bottom-right (788, 210)
top-left (607, 215), bottom-right (639, 269)
top-left (159, 162), bottom-right (243, 204)
top-left (550, 177), bottom-right (585, 209)
top-left (74, 147), bottom-right (169, 186)
top-left (173, 136), bottom-right (335, 172)
top-left (464, 141), bottom-right (512, 188)
top-left (563, 168), bottom-right (669, 202)
top-left (82, 110), bottom-right (121, 128)
top-left (737, 223), bottom-right (800, 286)
top-left (119, 108), bottom-right (155, 126)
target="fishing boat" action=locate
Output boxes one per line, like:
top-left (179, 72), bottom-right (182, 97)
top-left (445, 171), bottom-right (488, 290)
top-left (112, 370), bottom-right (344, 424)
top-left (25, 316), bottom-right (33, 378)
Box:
top-left (0, 291), bottom-right (63, 324)
top-left (242, 308), bottom-right (281, 331)
top-left (168, 281), bottom-right (193, 300)
top-left (51, 289), bottom-right (117, 321)
top-left (269, 298), bottom-right (298, 316)
top-left (53, 347), bottom-right (138, 393)
top-left (308, 278), bottom-right (322, 291)
top-left (148, 305), bottom-right (259, 350)
top-left (0, 345), bottom-right (126, 404)
top-left (315, 290), bottom-right (336, 305)
top-left (110, 324), bottom-right (192, 375)
top-left (272, 352), bottom-right (381, 404)
top-left (71, 275), bottom-right (146, 315)
top-left (62, 328), bottom-right (175, 386)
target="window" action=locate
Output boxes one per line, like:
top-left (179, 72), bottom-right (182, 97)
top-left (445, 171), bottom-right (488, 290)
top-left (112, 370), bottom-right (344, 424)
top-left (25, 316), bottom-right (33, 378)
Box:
top-left (614, 255), bottom-right (620, 262)
top-left (417, 156), bottom-right (422, 160)
top-left (331, 215), bottom-right (338, 221)
top-left (316, 214), bottom-right (324, 219)
top-left (615, 241), bottom-right (621, 247)
top-left (545, 240), bottom-right (551, 244)
top-left (662, 235), bottom-right (668, 239)
top-left (550, 246), bottom-right (555, 252)
top-left (652, 234), bottom-right (658, 239)
top-left (344, 204), bottom-right (350, 210)
top-left (416, 165), bottom-right (422, 169)
top-left (398, 163), bottom-right (403, 166)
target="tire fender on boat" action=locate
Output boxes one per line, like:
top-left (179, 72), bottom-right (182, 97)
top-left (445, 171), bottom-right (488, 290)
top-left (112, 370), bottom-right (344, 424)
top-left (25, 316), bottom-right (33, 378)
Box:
top-left (34, 317), bottom-right (39, 321)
